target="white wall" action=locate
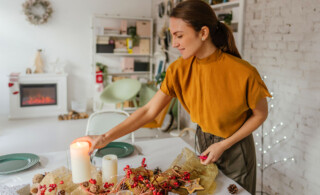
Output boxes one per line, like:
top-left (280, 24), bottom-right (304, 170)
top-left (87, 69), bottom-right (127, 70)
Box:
top-left (244, 0), bottom-right (320, 194)
top-left (0, 0), bottom-right (151, 114)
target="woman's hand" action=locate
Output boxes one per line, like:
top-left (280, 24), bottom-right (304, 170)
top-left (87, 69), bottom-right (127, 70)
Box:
top-left (72, 134), bottom-right (108, 155)
top-left (200, 141), bottom-right (227, 165)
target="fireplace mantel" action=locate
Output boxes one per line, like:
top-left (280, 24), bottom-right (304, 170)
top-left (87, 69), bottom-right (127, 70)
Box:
top-left (9, 73), bottom-right (68, 119)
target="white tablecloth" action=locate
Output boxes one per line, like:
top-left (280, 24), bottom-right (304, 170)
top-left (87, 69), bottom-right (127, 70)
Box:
top-left (0, 137), bottom-right (249, 194)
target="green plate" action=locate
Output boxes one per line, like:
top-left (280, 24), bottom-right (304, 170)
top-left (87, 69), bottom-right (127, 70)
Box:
top-left (0, 153), bottom-right (39, 174)
top-left (95, 142), bottom-right (134, 158)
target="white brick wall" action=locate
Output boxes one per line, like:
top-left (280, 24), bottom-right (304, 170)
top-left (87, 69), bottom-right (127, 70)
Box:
top-left (245, 0), bottom-right (320, 194)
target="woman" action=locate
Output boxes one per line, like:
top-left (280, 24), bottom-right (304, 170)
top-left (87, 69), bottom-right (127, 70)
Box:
top-left (74, 0), bottom-right (271, 194)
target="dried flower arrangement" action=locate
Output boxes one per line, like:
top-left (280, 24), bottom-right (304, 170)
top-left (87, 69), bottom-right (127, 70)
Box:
top-left (22, 0), bottom-right (53, 25)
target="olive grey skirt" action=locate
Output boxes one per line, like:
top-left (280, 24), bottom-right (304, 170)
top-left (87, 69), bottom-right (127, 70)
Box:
top-left (196, 125), bottom-right (256, 195)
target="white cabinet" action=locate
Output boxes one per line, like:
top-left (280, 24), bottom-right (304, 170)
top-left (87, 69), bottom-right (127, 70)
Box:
top-left (91, 14), bottom-right (153, 111)
top-left (211, 0), bottom-right (245, 55)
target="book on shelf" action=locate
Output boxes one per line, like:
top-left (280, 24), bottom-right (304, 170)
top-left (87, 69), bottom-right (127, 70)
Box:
top-left (104, 28), bottom-right (120, 35)
top-left (114, 48), bottom-right (128, 54)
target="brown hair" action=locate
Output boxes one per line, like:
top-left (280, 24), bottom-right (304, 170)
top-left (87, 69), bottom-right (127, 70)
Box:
top-left (170, 0), bottom-right (241, 59)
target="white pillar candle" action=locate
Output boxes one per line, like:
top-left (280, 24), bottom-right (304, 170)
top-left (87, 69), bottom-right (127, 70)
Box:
top-left (70, 142), bottom-right (91, 183)
top-left (102, 154), bottom-right (118, 184)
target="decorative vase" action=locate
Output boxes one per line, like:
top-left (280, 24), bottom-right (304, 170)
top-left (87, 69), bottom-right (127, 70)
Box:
top-left (34, 49), bottom-right (44, 73)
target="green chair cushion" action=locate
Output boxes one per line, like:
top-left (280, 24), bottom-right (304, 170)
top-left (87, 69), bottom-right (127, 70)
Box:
top-left (100, 79), bottom-right (141, 104)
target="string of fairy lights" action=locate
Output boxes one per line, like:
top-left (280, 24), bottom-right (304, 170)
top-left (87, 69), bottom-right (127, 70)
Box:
top-left (255, 122), bottom-right (295, 169)
top-left (256, 76), bottom-right (295, 194)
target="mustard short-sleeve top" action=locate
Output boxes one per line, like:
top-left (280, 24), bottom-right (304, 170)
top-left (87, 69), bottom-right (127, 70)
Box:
top-left (160, 49), bottom-right (272, 138)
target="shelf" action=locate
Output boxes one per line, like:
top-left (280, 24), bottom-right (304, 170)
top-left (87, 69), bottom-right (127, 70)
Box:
top-left (211, 1), bottom-right (239, 9)
top-left (94, 14), bottom-right (152, 21)
top-left (96, 53), bottom-right (152, 57)
top-left (98, 34), bottom-right (151, 39)
top-left (220, 20), bottom-right (239, 25)
top-left (109, 72), bottom-right (150, 76)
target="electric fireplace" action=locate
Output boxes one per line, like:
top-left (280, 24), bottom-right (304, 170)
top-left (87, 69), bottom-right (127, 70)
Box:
top-left (20, 84), bottom-right (57, 107)
top-left (9, 73), bottom-right (67, 119)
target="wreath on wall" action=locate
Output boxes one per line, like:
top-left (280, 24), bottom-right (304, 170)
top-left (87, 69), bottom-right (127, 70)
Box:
top-left (22, 0), bottom-right (53, 25)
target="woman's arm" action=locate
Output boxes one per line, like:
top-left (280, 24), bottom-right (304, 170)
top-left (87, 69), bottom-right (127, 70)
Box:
top-left (201, 98), bottom-right (269, 164)
top-left (73, 90), bottom-right (173, 154)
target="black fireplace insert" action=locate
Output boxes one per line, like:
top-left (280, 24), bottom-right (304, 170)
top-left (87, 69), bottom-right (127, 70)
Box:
top-left (20, 84), bottom-right (57, 107)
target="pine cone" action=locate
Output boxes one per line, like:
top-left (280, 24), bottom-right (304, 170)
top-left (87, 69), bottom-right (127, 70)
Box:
top-left (154, 167), bottom-right (162, 175)
top-left (90, 184), bottom-right (100, 193)
top-left (58, 190), bottom-right (65, 195)
top-left (228, 184), bottom-right (238, 194)
top-left (120, 182), bottom-right (129, 190)
top-left (82, 181), bottom-right (89, 187)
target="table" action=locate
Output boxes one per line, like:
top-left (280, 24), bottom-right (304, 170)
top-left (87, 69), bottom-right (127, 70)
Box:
top-left (0, 137), bottom-right (250, 194)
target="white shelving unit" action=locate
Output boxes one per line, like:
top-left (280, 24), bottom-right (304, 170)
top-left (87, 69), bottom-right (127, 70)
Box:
top-left (211, 0), bottom-right (245, 55)
top-left (91, 14), bottom-right (153, 111)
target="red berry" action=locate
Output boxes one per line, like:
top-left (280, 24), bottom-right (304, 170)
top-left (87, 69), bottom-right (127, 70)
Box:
top-left (199, 155), bottom-right (208, 160)
top-left (60, 180), bottom-right (64, 184)
top-left (89, 179), bottom-right (97, 184)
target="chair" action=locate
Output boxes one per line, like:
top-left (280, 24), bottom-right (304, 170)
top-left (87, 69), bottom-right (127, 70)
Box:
top-left (86, 110), bottom-right (134, 142)
top-left (100, 78), bottom-right (141, 110)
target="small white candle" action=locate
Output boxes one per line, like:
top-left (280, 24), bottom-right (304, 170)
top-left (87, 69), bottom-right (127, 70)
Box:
top-left (70, 142), bottom-right (91, 183)
top-left (102, 154), bottom-right (118, 184)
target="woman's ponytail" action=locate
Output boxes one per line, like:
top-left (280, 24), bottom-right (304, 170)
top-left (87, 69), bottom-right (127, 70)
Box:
top-left (212, 21), bottom-right (241, 59)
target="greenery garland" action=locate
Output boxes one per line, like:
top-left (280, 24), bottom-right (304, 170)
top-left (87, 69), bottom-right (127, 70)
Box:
top-left (22, 0), bottom-right (53, 25)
